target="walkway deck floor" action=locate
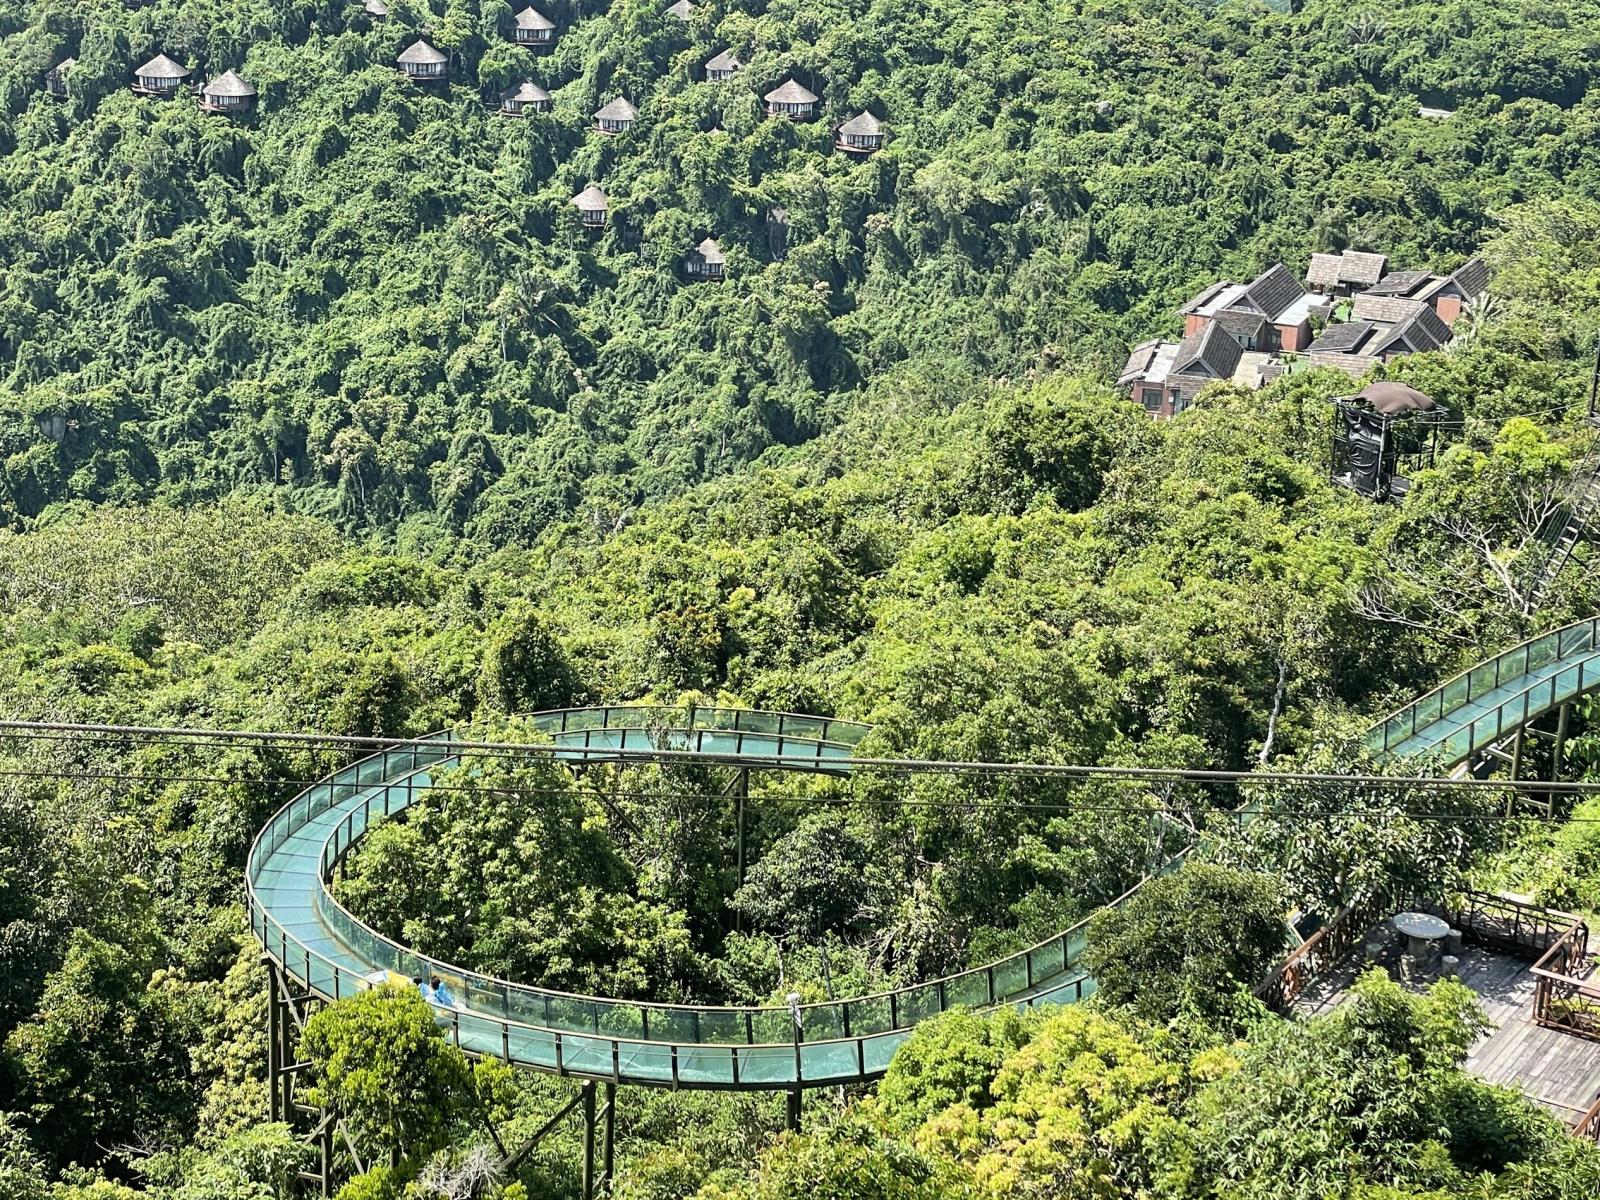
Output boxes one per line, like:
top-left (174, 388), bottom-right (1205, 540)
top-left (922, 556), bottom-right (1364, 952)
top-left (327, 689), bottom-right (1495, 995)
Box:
top-left (1295, 942), bottom-right (1600, 1125)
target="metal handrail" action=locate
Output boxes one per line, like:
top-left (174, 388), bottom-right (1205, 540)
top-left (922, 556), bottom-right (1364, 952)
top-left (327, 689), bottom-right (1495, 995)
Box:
top-left (246, 715), bottom-right (1193, 1084)
top-left (273, 742), bottom-right (1173, 1042)
top-left (1364, 616), bottom-right (1600, 762)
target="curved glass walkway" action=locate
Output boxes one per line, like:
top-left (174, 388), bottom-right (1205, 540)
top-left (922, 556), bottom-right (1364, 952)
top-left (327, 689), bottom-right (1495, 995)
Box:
top-left (250, 618), bottom-right (1600, 1089)
top-left (248, 707), bottom-right (1134, 1090)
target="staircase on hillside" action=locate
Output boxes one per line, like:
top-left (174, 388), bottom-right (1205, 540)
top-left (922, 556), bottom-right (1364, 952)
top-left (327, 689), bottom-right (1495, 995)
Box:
top-left (1527, 447), bottom-right (1600, 613)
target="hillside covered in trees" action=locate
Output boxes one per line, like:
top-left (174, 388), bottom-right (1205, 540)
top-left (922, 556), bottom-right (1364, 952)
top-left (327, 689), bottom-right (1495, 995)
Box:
top-left (4, 0), bottom-right (1600, 549)
top-left (2, 0), bottom-right (1600, 1196)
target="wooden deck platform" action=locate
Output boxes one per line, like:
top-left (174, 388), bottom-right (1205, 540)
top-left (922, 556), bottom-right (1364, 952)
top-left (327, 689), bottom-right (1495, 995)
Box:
top-left (1295, 941), bottom-right (1600, 1124)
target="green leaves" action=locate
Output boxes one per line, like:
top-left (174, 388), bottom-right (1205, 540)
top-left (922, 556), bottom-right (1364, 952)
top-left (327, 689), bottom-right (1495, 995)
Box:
top-left (298, 986), bottom-right (473, 1164)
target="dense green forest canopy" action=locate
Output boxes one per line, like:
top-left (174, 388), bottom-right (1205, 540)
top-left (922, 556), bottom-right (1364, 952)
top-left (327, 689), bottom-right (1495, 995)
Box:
top-left (3, 0), bottom-right (1600, 551)
top-left (2, 0), bottom-right (1600, 1194)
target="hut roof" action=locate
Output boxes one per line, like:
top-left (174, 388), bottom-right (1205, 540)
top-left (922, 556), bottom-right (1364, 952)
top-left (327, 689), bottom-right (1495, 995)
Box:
top-left (1236, 262), bottom-right (1303, 322)
top-left (1354, 381), bottom-right (1437, 414)
top-left (1339, 251), bottom-right (1389, 287)
top-left (502, 80), bottom-right (550, 103)
top-left (838, 111), bottom-right (883, 136)
top-left (1305, 253), bottom-right (1343, 289)
top-left (137, 53), bottom-right (190, 79)
top-left (363, 0), bottom-right (389, 13)
top-left (52, 57), bottom-right (76, 73)
top-left (705, 50), bottom-right (741, 72)
top-left (690, 237), bottom-right (725, 264)
top-left (397, 40), bottom-right (447, 65)
top-left (665, 0), bottom-right (694, 17)
top-left (571, 185), bottom-right (608, 210)
top-left (1170, 321), bottom-right (1243, 381)
top-left (1363, 269), bottom-right (1433, 298)
top-left (764, 78), bottom-right (818, 105)
top-left (203, 69), bottom-right (256, 98)
top-left (594, 97), bottom-right (638, 120)
top-left (513, 6), bottom-right (555, 29)
top-left (1305, 320), bottom-right (1378, 355)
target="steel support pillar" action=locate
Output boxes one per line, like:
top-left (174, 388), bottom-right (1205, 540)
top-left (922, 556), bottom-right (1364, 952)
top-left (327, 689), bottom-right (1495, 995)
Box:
top-left (786, 1089), bottom-right (801, 1133)
top-left (581, 1083), bottom-right (597, 1200)
top-left (602, 1083), bottom-right (616, 1186)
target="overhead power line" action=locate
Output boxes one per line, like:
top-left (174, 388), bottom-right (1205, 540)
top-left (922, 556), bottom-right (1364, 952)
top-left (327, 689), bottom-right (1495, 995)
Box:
top-left (1, 717), bottom-right (1596, 793)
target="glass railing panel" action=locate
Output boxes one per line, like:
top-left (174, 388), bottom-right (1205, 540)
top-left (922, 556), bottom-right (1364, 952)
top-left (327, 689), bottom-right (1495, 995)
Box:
top-left (546, 996), bottom-right (602, 1034)
top-left (861, 1032), bottom-right (905, 1075)
top-left (1065, 925), bottom-right (1090, 962)
top-left (992, 956), bottom-right (1028, 998)
top-left (801, 1005), bottom-right (846, 1042)
top-left (1501, 646), bottom-right (1528, 681)
top-left (750, 1009), bottom-right (793, 1044)
top-left (1556, 665), bottom-right (1583, 703)
top-left (1441, 675), bottom-right (1469, 716)
top-left (505, 1026), bottom-right (559, 1070)
top-left (1028, 939), bottom-right (1067, 983)
top-left (1467, 662), bottom-right (1497, 698)
top-left (736, 1047), bottom-right (796, 1086)
top-left (846, 995), bottom-right (892, 1037)
top-left (783, 717), bottom-right (825, 740)
top-left (620, 1042), bottom-right (678, 1084)
top-left (466, 978), bottom-right (507, 1016)
top-left (1529, 633), bottom-right (1556, 671)
top-left (598, 1004), bottom-right (644, 1040)
top-left (505, 989), bottom-right (552, 1028)
top-left (691, 1009), bottom-right (746, 1044)
top-left (897, 983), bottom-right (940, 1026)
top-left (1445, 726), bottom-right (1471, 763)
top-left (944, 971), bottom-right (987, 1009)
top-left (676, 1046), bottom-right (736, 1086)
top-left (800, 1040), bottom-right (861, 1083)
top-left (556, 1033), bottom-right (614, 1078)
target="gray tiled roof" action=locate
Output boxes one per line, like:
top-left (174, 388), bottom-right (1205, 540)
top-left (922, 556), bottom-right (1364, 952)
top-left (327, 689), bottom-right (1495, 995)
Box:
top-left (1363, 270), bottom-right (1434, 298)
top-left (1306, 320), bottom-right (1376, 354)
top-left (1237, 262), bottom-right (1303, 322)
top-left (1171, 321), bottom-right (1243, 379)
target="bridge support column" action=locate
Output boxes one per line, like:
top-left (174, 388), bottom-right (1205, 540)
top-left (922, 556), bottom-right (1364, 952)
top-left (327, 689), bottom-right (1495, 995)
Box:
top-left (581, 1082), bottom-right (597, 1200)
top-left (786, 1089), bottom-right (801, 1133)
top-left (602, 1083), bottom-right (616, 1186)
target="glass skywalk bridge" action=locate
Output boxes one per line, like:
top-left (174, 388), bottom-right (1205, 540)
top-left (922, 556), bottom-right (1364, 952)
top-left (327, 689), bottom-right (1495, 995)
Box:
top-left (247, 707), bottom-right (1124, 1090)
top-left (250, 618), bottom-right (1600, 1092)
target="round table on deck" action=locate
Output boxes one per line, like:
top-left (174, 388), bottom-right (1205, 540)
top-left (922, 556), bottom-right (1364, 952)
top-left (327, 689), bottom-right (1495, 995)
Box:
top-left (1392, 911), bottom-right (1450, 962)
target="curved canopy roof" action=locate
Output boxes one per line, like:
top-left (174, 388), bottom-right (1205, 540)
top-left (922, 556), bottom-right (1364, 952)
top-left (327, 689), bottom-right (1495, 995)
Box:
top-left (665, 0), bottom-right (695, 16)
top-left (203, 69), bottom-right (256, 98)
top-left (502, 80), bottom-right (550, 103)
top-left (513, 6), bottom-right (555, 29)
top-left (706, 50), bottom-right (740, 72)
top-left (838, 111), bottom-right (882, 136)
top-left (137, 54), bottom-right (190, 79)
top-left (1354, 381), bottom-right (1436, 414)
top-left (594, 97), bottom-right (638, 120)
top-left (691, 237), bottom-right (725, 264)
top-left (765, 78), bottom-right (818, 105)
top-left (397, 40), bottom-right (447, 65)
top-left (571, 185), bottom-right (608, 209)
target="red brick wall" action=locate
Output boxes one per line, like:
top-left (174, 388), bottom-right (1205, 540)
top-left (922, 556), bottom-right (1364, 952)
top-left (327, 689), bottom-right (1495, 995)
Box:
top-left (1434, 294), bottom-right (1463, 326)
top-left (1183, 314), bottom-right (1207, 337)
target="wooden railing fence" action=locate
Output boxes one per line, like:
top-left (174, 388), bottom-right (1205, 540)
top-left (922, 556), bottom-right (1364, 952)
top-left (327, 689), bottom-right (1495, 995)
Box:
top-left (1258, 890), bottom-right (1585, 1015)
